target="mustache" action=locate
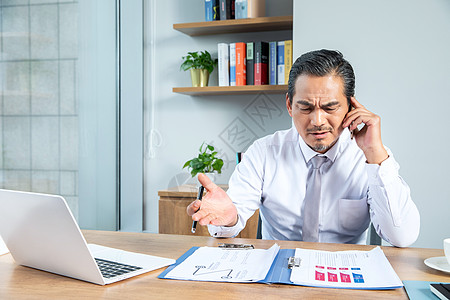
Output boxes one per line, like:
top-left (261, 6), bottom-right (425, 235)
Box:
top-left (306, 126), bottom-right (333, 133)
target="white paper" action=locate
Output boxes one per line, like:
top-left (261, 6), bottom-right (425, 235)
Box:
top-left (166, 244), bottom-right (280, 282)
top-left (290, 246), bottom-right (402, 289)
top-left (0, 235), bottom-right (9, 256)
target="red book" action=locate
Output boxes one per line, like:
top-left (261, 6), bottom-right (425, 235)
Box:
top-left (235, 42), bottom-right (246, 86)
top-left (254, 41), bottom-right (269, 85)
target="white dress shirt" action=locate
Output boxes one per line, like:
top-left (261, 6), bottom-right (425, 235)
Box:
top-left (208, 127), bottom-right (420, 247)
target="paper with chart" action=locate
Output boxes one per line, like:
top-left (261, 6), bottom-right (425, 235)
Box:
top-left (165, 244), bottom-right (280, 282)
top-left (290, 246), bottom-right (402, 289)
top-left (0, 235), bottom-right (8, 256)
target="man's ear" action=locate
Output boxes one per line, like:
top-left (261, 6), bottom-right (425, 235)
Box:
top-left (286, 93), bottom-right (293, 117)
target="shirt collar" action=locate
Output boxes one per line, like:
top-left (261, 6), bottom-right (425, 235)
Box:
top-left (298, 127), bottom-right (351, 164)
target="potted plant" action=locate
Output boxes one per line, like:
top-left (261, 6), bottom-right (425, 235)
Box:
top-left (180, 50), bottom-right (218, 87)
top-left (182, 143), bottom-right (224, 181)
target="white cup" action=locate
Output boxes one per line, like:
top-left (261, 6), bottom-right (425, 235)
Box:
top-left (444, 238), bottom-right (450, 265)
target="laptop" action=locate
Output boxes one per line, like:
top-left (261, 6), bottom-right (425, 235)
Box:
top-left (0, 234), bottom-right (8, 256)
top-left (0, 189), bottom-right (175, 285)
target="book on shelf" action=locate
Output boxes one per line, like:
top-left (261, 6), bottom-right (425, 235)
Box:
top-left (218, 43), bottom-right (230, 86)
top-left (235, 42), bottom-right (247, 86)
top-left (277, 41), bottom-right (285, 85)
top-left (284, 40), bottom-right (293, 84)
top-left (229, 43), bottom-right (236, 86)
top-left (210, 38), bottom-right (291, 89)
top-left (205, 0), bottom-right (220, 21)
top-left (269, 41), bottom-right (277, 85)
top-left (246, 42), bottom-right (254, 85)
top-left (219, 0), bottom-right (235, 20)
top-left (230, 0), bottom-right (236, 19)
top-left (235, 0), bottom-right (246, 19)
top-left (212, 0), bottom-right (220, 20)
top-left (205, 0), bottom-right (213, 21)
top-left (254, 41), bottom-right (269, 85)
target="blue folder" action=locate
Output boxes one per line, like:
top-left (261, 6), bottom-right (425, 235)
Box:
top-left (159, 247), bottom-right (403, 289)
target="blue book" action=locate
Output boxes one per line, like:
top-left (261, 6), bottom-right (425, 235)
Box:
top-left (269, 41), bottom-right (277, 85)
top-left (235, 0), bottom-right (247, 19)
top-left (277, 41), bottom-right (285, 85)
top-left (205, 0), bottom-right (213, 21)
top-left (229, 43), bottom-right (236, 86)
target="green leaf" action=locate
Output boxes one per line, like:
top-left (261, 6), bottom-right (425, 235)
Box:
top-left (182, 160), bottom-right (191, 169)
top-left (212, 159), bottom-right (224, 173)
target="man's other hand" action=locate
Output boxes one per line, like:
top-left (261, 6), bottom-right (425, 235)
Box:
top-left (186, 173), bottom-right (238, 227)
top-left (342, 97), bottom-right (389, 165)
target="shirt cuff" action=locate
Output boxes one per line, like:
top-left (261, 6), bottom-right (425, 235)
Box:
top-left (207, 216), bottom-right (241, 238)
top-left (366, 155), bottom-right (400, 186)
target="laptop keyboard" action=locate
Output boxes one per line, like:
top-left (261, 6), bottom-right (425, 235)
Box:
top-left (95, 258), bottom-right (143, 279)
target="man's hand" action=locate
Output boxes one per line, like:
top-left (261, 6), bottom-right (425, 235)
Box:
top-left (342, 97), bottom-right (389, 165)
top-left (186, 173), bottom-right (238, 227)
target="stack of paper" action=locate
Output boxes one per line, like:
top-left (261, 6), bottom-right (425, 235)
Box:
top-left (290, 247), bottom-right (402, 289)
top-left (165, 244), bottom-right (280, 282)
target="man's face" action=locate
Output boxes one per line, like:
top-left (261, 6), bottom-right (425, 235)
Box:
top-left (286, 74), bottom-right (349, 154)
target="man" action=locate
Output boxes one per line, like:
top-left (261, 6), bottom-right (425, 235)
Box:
top-left (187, 49), bottom-right (420, 247)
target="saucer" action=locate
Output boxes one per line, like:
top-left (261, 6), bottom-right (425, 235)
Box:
top-left (424, 256), bottom-right (450, 273)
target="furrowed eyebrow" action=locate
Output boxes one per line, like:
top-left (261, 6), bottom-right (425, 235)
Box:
top-left (321, 101), bottom-right (340, 108)
top-left (296, 100), bottom-right (313, 106)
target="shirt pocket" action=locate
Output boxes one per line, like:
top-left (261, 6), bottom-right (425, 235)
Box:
top-left (338, 198), bottom-right (370, 234)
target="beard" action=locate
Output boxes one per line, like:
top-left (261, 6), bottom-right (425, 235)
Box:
top-left (307, 126), bottom-right (340, 153)
top-left (311, 143), bottom-right (332, 153)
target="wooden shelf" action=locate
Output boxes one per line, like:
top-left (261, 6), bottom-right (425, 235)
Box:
top-left (173, 15), bottom-right (293, 36)
top-left (173, 85), bottom-right (288, 96)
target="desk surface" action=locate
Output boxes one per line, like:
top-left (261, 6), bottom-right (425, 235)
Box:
top-left (0, 231), bottom-right (448, 299)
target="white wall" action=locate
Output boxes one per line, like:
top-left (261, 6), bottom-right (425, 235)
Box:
top-left (144, 0), bottom-right (294, 233)
top-left (293, 0), bottom-right (450, 248)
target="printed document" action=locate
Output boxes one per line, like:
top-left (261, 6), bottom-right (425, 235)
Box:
top-left (165, 244), bottom-right (280, 282)
top-left (290, 246), bottom-right (402, 289)
top-left (0, 235), bottom-right (8, 256)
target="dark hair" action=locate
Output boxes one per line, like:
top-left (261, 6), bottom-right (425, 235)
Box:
top-left (287, 49), bottom-right (355, 107)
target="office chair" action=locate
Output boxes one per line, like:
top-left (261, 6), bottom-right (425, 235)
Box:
top-left (368, 223), bottom-right (382, 245)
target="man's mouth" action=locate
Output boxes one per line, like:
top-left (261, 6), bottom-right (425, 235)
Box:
top-left (309, 131), bottom-right (329, 139)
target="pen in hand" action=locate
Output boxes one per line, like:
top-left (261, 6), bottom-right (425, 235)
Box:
top-left (191, 185), bottom-right (205, 233)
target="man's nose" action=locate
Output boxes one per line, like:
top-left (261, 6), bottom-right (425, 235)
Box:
top-left (310, 109), bottom-right (326, 126)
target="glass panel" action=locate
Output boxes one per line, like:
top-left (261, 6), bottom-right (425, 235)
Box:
top-left (0, 0), bottom-right (117, 230)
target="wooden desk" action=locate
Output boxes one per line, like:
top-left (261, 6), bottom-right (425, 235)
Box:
top-left (158, 184), bottom-right (259, 238)
top-left (0, 231), bottom-right (448, 299)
